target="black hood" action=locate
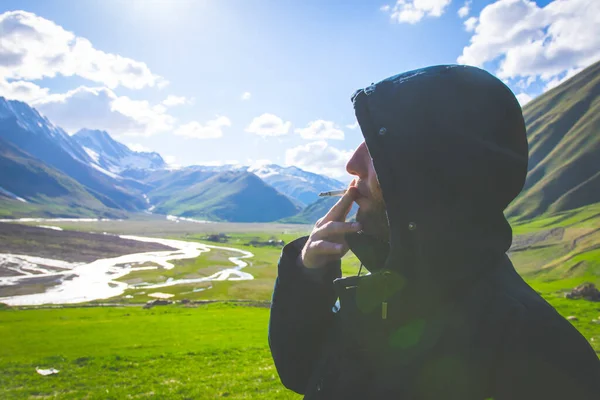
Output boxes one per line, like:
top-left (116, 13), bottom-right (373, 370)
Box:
top-left (345, 65), bottom-right (528, 302)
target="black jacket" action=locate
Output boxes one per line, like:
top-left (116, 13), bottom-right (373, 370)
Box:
top-left (269, 65), bottom-right (600, 399)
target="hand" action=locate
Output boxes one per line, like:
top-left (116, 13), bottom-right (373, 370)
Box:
top-left (300, 181), bottom-right (361, 269)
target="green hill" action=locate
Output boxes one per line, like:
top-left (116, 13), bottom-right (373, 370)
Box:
top-left (0, 138), bottom-right (121, 218)
top-left (153, 170), bottom-right (301, 222)
top-left (139, 167), bottom-right (219, 205)
top-left (280, 196), bottom-right (358, 224)
top-left (510, 202), bottom-right (600, 289)
top-left (506, 60), bottom-right (600, 220)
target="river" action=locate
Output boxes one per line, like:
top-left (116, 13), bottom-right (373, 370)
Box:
top-left (0, 235), bottom-right (254, 306)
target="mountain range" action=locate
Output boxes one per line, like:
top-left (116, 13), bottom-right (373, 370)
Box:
top-left (73, 128), bottom-right (166, 173)
top-left (0, 61), bottom-right (598, 223)
top-left (0, 97), bottom-right (344, 222)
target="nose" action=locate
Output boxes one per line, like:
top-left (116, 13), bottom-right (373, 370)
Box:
top-left (346, 142), bottom-right (369, 178)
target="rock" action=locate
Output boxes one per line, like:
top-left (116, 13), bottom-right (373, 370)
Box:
top-left (180, 299), bottom-right (190, 304)
top-left (567, 316), bottom-right (578, 321)
top-left (36, 367), bottom-right (59, 376)
top-left (564, 283), bottom-right (600, 301)
top-left (143, 299), bottom-right (173, 309)
top-left (148, 292), bottom-right (174, 299)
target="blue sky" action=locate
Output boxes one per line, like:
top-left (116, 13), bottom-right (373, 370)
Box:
top-left (0, 0), bottom-right (598, 179)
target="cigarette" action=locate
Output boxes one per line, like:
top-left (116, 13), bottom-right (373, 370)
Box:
top-left (319, 189), bottom-right (347, 197)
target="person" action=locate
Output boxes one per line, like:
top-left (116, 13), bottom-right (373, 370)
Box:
top-left (268, 65), bottom-right (600, 400)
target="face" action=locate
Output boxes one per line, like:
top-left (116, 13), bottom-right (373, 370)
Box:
top-left (346, 142), bottom-right (390, 243)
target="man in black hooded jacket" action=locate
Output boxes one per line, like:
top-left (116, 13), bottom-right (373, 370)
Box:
top-left (268, 65), bottom-right (600, 399)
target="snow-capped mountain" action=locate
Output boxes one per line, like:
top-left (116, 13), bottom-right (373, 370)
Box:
top-left (0, 97), bottom-right (95, 166)
top-left (0, 97), bottom-right (146, 211)
top-left (247, 164), bottom-right (346, 206)
top-left (167, 163), bottom-right (347, 206)
top-left (167, 163), bottom-right (346, 206)
top-left (74, 129), bottom-right (166, 173)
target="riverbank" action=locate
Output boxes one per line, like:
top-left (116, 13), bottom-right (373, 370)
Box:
top-left (0, 222), bottom-right (175, 263)
top-left (0, 229), bottom-right (256, 306)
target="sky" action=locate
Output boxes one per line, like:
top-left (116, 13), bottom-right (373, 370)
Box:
top-left (0, 0), bottom-right (598, 180)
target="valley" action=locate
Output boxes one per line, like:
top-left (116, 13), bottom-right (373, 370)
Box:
top-left (0, 204), bottom-right (599, 399)
top-left (0, 32), bottom-right (598, 400)
top-left (0, 2), bottom-right (598, 398)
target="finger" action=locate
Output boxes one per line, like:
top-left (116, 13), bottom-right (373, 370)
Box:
top-left (321, 186), bottom-right (359, 223)
top-left (309, 240), bottom-right (344, 255)
top-left (312, 221), bottom-right (362, 240)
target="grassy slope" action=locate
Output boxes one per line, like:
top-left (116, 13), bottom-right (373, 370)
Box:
top-left (143, 168), bottom-right (218, 205)
top-left (509, 203), bottom-right (600, 292)
top-left (0, 138), bottom-right (120, 219)
top-left (506, 60), bottom-right (600, 219)
top-left (508, 202), bottom-right (600, 355)
top-left (280, 197), bottom-right (358, 224)
top-left (154, 171), bottom-right (301, 223)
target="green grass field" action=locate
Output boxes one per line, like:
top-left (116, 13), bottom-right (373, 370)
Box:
top-left (2, 204), bottom-right (600, 398)
top-left (0, 303), bottom-right (300, 399)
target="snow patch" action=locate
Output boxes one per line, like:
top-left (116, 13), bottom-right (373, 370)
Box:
top-left (89, 162), bottom-right (120, 179)
top-left (36, 225), bottom-right (63, 231)
top-left (0, 186), bottom-right (27, 203)
top-left (82, 147), bottom-right (100, 163)
top-left (166, 215), bottom-right (212, 224)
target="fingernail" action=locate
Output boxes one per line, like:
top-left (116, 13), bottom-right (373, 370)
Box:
top-left (352, 222), bottom-right (361, 230)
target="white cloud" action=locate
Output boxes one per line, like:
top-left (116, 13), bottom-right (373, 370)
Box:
top-left (0, 10), bottom-right (165, 90)
top-left (162, 95), bottom-right (189, 107)
top-left (458, 0), bottom-right (600, 91)
top-left (245, 113), bottom-right (291, 137)
top-left (0, 79), bottom-right (49, 103)
top-left (383, 0), bottom-right (452, 24)
top-left (164, 155), bottom-right (177, 166)
top-left (127, 143), bottom-right (151, 153)
top-left (464, 16), bottom-right (478, 31)
top-left (458, 1), bottom-right (471, 18)
top-left (173, 116), bottom-right (231, 139)
top-left (380, 5), bottom-right (391, 12)
top-left (295, 120), bottom-right (344, 140)
top-left (247, 158), bottom-right (273, 168)
top-left (515, 93), bottom-right (533, 106)
top-left (200, 160), bottom-right (240, 167)
top-left (346, 122), bottom-right (359, 130)
top-left (34, 86), bottom-right (175, 136)
top-left (543, 66), bottom-right (583, 91)
top-left (515, 76), bottom-right (537, 89)
top-left (240, 92), bottom-right (251, 101)
top-left (285, 141), bottom-right (353, 179)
